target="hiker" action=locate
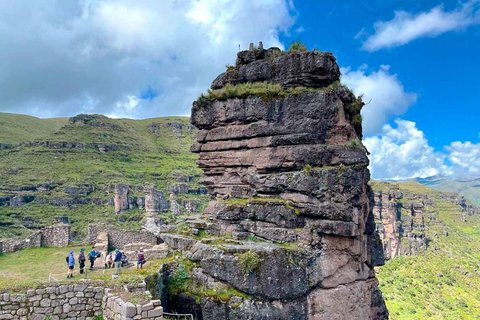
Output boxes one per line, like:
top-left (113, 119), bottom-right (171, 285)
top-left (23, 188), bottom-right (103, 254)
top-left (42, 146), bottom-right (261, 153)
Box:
top-left (137, 247), bottom-right (146, 270)
top-left (78, 248), bottom-right (86, 274)
top-left (114, 249), bottom-right (122, 275)
top-left (105, 251), bottom-right (114, 268)
top-left (121, 252), bottom-right (129, 267)
top-left (66, 250), bottom-right (75, 279)
top-left (88, 246), bottom-right (99, 270)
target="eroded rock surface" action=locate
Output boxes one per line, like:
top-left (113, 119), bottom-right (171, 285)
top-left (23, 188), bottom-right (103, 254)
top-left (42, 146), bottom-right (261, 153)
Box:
top-left (372, 185), bottom-right (429, 260)
top-left (160, 46), bottom-right (388, 320)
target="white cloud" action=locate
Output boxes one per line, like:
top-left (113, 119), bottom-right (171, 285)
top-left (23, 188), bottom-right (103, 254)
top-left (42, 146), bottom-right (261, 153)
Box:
top-left (0, 0), bottom-right (295, 118)
top-left (364, 119), bottom-right (448, 180)
top-left (446, 141), bottom-right (480, 175)
top-left (365, 119), bottom-right (480, 180)
top-left (341, 65), bottom-right (418, 135)
top-left (361, 0), bottom-right (480, 51)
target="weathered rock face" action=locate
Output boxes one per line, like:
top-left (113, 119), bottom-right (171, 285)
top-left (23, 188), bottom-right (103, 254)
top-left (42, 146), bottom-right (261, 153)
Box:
top-left (373, 186), bottom-right (429, 260)
top-left (164, 46), bottom-right (387, 320)
top-left (113, 183), bottom-right (129, 213)
top-left (144, 184), bottom-right (170, 217)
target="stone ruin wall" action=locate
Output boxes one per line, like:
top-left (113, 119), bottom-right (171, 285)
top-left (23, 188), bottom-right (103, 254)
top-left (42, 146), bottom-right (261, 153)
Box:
top-left (87, 224), bottom-right (159, 250)
top-left (0, 284), bottom-right (104, 320)
top-left (0, 283), bottom-right (164, 320)
top-left (0, 223), bottom-right (70, 254)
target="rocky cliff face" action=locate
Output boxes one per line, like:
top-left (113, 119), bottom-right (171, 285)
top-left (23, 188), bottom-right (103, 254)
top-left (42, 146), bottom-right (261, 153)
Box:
top-left (158, 45), bottom-right (388, 320)
top-left (373, 182), bottom-right (480, 260)
top-left (373, 187), bottom-right (428, 260)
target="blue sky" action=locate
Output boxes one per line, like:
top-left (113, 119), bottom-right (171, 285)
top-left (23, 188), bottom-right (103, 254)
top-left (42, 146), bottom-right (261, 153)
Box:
top-left (281, 0), bottom-right (480, 151)
top-left (0, 0), bottom-right (479, 180)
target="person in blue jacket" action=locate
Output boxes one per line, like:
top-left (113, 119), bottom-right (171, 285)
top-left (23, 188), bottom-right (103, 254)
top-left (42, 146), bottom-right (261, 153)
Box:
top-left (67, 250), bottom-right (75, 279)
top-left (114, 248), bottom-right (122, 275)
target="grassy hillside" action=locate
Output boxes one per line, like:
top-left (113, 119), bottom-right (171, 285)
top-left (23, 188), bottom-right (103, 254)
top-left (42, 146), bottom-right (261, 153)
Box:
top-left (417, 176), bottom-right (480, 206)
top-left (0, 113), bottom-right (206, 240)
top-left (0, 113), bottom-right (68, 144)
top-left (373, 181), bottom-right (480, 320)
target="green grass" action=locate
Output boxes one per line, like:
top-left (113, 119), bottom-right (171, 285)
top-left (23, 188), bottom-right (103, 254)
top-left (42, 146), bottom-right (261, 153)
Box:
top-left (373, 181), bottom-right (480, 320)
top-left (0, 114), bottom-right (208, 240)
top-left (0, 246), bottom-right (173, 291)
top-left (0, 113), bottom-right (68, 145)
top-left (288, 41), bottom-right (307, 52)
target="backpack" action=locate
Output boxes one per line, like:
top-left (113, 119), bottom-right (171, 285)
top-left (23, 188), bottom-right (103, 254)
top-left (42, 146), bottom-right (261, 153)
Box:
top-left (66, 256), bottom-right (69, 263)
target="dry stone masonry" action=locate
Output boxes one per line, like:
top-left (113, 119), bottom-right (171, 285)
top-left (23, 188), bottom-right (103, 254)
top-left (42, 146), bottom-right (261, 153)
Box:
top-left (158, 45), bottom-right (388, 319)
top-left (0, 284), bottom-right (104, 320)
top-left (0, 223), bottom-right (70, 254)
top-left (0, 283), bottom-right (165, 320)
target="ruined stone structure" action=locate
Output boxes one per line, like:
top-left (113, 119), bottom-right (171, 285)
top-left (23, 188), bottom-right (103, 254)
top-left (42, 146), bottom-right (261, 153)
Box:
top-left (87, 224), bottom-right (159, 249)
top-left (0, 223), bottom-right (70, 254)
top-left (0, 283), bottom-right (164, 320)
top-left (157, 45), bottom-right (388, 319)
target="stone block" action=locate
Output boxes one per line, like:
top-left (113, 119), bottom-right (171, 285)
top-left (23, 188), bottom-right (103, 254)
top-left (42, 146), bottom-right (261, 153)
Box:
top-left (147, 307), bottom-right (163, 318)
top-left (39, 299), bottom-right (50, 307)
top-left (124, 302), bottom-right (136, 318)
top-left (142, 303), bottom-right (153, 311)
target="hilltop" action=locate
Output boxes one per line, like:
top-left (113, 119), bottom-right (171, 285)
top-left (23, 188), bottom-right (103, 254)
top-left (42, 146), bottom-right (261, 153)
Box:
top-left (416, 176), bottom-right (480, 206)
top-left (0, 113), bottom-right (207, 240)
top-left (0, 113), bottom-right (68, 145)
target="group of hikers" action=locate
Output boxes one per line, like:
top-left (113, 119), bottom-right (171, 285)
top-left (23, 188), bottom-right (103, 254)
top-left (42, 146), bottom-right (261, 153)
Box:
top-left (66, 246), bottom-right (147, 278)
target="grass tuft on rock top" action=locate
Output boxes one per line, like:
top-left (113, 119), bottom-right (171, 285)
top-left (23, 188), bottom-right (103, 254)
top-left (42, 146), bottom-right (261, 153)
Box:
top-left (195, 81), bottom-right (342, 105)
top-left (288, 41), bottom-right (308, 53)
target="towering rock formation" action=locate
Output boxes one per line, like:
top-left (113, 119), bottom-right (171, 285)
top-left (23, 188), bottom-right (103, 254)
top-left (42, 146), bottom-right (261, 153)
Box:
top-left (160, 45), bottom-right (388, 320)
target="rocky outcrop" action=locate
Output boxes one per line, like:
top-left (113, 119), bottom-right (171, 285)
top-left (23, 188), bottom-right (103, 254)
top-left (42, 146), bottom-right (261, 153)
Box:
top-left (144, 184), bottom-right (170, 217)
top-left (113, 183), bottom-right (129, 213)
top-left (211, 48), bottom-right (340, 90)
top-left (372, 187), bottom-right (430, 260)
top-left (158, 46), bottom-right (387, 320)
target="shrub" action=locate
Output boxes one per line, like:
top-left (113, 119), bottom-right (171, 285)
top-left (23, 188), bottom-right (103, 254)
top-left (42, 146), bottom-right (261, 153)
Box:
top-left (353, 114), bottom-right (362, 125)
top-left (238, 251), bottom-right (261, 275)
top-left (288, 41), bottom-right (307, 52)
top-left (303, 164), bottom-right (312, 173)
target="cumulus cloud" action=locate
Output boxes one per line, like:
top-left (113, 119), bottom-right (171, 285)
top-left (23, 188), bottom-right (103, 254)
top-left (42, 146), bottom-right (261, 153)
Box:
top-left (365, 119), bottom-right (480, 180)
top-left (0, 0), bottom-right (295, 118)
top-left (446, 141), bottom-right (480, 175)
top-left (341, 65), bottom-right (418, 135)
top-left (364, 119), bottom-right (448, 180)
top-left (361, 0), bottom-right (480, 51)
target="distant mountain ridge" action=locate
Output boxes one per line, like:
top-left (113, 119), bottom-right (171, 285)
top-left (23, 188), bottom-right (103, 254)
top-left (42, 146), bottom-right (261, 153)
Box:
top-left (415, 175), bottom-right (480, 206)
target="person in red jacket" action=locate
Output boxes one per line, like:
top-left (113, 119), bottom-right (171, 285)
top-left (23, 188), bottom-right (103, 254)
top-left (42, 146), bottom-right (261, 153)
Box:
top-left (137, 247), bottom-right (146, 270)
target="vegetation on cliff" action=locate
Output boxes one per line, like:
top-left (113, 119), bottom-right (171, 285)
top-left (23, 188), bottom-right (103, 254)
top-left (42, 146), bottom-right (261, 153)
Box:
top-left (373, 181), bottom-right (480, 319)
top-left (0, 113), bottom-right (207, 240)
